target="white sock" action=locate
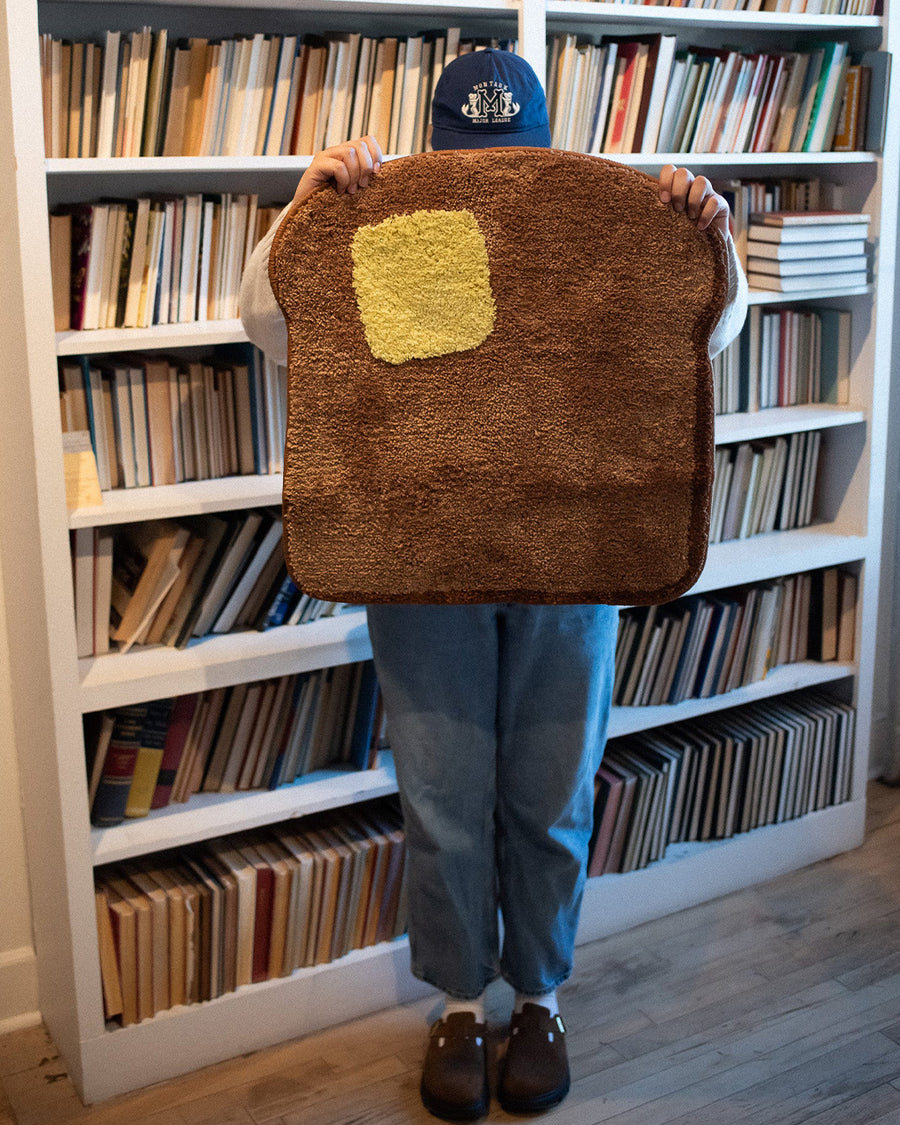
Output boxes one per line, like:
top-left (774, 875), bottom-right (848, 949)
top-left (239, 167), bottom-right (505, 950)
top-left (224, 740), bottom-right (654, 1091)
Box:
top-left (443, 992), bottom-right (486, 1024)
top-left (514, 989), bottom-right (559, 1018)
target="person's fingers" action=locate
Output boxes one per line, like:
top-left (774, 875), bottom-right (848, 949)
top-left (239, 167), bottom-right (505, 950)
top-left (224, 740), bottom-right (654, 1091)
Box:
top-left (698, 193), bottom-right (730, 234)
top-left (687, 174), bottom-right (714, 220)
top-left (351, 137), bottom-right (376, 189)
top-left (339, 144), bottom-right (361, 193)
top-left (669, 166), bottom-right (694, 212)
top-left (658, 165), bottom-right (731, 235)
top-left (316, 153), bottom-right (352, 193)
top-left (366, 134), bottom-right (384, 169)
top-left (658, 163), bottom-right (677, 202)
top-left (360, 134), bottom-right (383, 171)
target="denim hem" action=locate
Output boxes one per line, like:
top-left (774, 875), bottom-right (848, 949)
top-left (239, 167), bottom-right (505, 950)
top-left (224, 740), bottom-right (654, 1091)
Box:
top-left (501, 966), bottom-right (572, 996)
top-left (410, 961), bottom-right (501, 1002)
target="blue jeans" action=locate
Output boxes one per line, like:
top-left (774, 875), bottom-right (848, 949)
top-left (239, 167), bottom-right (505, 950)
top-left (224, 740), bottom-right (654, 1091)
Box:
top-left (365, 603), bottom-right (618, 1000)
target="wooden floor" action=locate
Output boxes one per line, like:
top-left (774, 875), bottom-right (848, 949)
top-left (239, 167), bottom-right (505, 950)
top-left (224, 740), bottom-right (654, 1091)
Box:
top-left (5, 780), bottom-right (900, 1125)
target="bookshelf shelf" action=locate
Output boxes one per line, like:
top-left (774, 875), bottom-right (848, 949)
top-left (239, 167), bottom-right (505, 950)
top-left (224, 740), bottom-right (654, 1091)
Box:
top-left (608, 660), bottom-right (854, 740)
top-left (578, 796), bottom-right (865, 941)
top-left (46, 157), bottom-right (314, 175)
top-left (46, 151), bottom-right (879, 179)
top-left (78, 610), bottom-right (371, 712)
top-left (3, 0), bottom-right (896, 1105)
top-left (74, 527), bottom-right (862, 714)
top-left (695, 526), bottom-right (865, 595)
top-left (68, 475), bottom-right (284, 528)
top-left (748, 285), bottom-right (872, 304)
top-left (77, 935), bottom-right (432, 1104)
top-left (56, 319), bottom-right (247, 355)
top-left (90, 753), bottom-right (398, 865)
top-left (618, 152), bottom-right (877, 169)
top-left (88, 659), bottom-right (855, 868)
top-left (714, 404), bottom-right (865, 444)
top-left (544, 3), bottom-right (881, 33)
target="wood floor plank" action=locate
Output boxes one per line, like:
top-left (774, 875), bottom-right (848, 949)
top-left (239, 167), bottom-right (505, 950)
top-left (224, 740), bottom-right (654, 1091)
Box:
top-left (656, 1030), bottom-right (900, 1125)
top-left (800, 1081), bottom-right (900, 1124)
top-left (4, 781), bottom-right (900, 1125)
top-left (0, 1026), bottom-right (58, 1080)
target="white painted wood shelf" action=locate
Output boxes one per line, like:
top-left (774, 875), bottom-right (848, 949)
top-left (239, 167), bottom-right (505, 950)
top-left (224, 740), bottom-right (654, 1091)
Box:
top-left (90, 753), bottom-right (399, 866)
top-left (69, 475), bottom-right (284, 528)
top-left (545, 2), bottom-right (880, 32)
top-left (78, 610), bottom-right (372, 712)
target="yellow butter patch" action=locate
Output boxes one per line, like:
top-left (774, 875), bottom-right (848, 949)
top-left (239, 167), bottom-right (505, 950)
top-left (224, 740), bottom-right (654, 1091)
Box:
top-left (350, 209), bottom-right (495, 365)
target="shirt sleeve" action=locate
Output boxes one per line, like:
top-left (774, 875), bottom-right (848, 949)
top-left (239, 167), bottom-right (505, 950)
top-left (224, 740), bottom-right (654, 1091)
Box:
top-left (239, 204), bottom-right (291, 367)
top-left (708, 229), bottom-right (749, 360)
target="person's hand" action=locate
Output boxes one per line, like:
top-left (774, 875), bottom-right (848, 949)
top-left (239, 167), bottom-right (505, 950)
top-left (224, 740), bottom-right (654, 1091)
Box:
top-left (292, 135), bottom-right (384, 206)
top-left (658, 165), bottom-right (731, 237)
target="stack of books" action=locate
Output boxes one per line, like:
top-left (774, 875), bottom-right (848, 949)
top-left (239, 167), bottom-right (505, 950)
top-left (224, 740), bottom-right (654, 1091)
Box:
top-left (87, 662), bottom-right (382, 826)
top-left (588, 689), bottom-right (855, 877)
top-left (94, 795), bottom-right (406, 1025)
top-left (747, 211), bottom-right (870, 292)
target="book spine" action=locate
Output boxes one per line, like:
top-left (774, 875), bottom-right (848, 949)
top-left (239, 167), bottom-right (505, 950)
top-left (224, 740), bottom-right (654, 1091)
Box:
top-left (90, 705), bottom-right (148, 827)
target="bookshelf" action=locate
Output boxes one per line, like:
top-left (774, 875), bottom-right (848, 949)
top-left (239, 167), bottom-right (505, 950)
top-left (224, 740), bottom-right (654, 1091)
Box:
top-left (0, 0), bottom-right (897, 1104)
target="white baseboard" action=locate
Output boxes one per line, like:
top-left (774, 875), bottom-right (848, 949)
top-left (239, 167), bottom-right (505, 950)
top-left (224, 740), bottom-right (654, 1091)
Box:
top-left (0, 945), bottom-right (39, 1033)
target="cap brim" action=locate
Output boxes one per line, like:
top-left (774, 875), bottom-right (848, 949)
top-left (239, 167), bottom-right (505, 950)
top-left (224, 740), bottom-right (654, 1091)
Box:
top-left (430, 123), bottom-right (552, 150)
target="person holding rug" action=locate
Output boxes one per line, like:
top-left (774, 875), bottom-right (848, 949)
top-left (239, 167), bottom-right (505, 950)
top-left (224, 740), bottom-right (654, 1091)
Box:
top-left (241, 48), bottom-right (747, 1121)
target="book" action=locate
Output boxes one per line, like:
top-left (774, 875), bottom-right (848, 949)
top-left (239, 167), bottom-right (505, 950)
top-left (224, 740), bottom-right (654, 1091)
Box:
top-left (124, 697), bottom-right (175, 818)
top-left (747, 254), bottom-right (867, 276)
top-left (149, 693), bottom-right (200, 809)
top-left (234, 838), bottom-right (274, 983)
top-left (837, 570), bottom-right (858, 663)
top-left (588, 765), bottom-right (626, 876)
top-left (94, 884), bottom-right (124, 1020)
top-left (90, 704), bottom-right (148, 827)
top-left (748, 271), bottom-right (867, 292)
top-left (99, 879), bottom-right (139, 1025)
top-left (748, 211), bottom-right (870, 241)
top-left (110, 520), bottom-right (190, 652)
top-left (746, 238), bottom-right (865, 260)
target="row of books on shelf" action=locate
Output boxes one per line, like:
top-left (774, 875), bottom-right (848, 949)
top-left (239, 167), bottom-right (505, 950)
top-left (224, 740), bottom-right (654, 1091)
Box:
top-left (50, 194), bottom-right (283, 332)
top-left (546, 34), bottom-right (887, 155)
top-left (714, 303), bottom-right (851, 415)
top-left (48, 181), bottom-right (867, 346)
top-left (59, 348), bottom-right (287, 493)
top-left (93, 683), bottom-right (856, 1026)
top-left (746, 209), bottom-right (869, 291)
top-left (614, 564), bottom-right (856, 707)
top-left (590, 687), bottom-right (855, 875)
top-left (590, 1), bottom-right (878, 12)
top-left (40, 27), bottom-right (505, 161)
top-left (94, 794), bottom-right (406, 1026)
top-left (86, 660), bottom-right (383, 827)
top-left (71, 510), bottom-right (345, 658)
top-left (84, 555), bottom-right (853, 827)
top-left (710, 427), bottom-right (821, 542)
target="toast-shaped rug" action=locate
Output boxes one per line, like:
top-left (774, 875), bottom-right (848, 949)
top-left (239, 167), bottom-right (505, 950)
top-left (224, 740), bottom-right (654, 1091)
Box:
top-left (270, 148), bottom-right (728, 605)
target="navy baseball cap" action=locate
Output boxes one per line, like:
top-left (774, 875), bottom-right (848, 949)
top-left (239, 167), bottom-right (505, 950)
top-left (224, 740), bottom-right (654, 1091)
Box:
top-left (431, 49), bottom-right (552, 150)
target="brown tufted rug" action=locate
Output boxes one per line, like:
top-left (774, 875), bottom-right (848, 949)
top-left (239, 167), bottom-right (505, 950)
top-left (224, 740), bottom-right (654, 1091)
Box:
top-left (270, 148), bottom-right (727, 605)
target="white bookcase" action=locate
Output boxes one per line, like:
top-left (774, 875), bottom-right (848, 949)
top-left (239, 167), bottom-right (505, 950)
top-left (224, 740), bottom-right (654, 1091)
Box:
top-left (0, 0), bottom-right (897, 1104)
